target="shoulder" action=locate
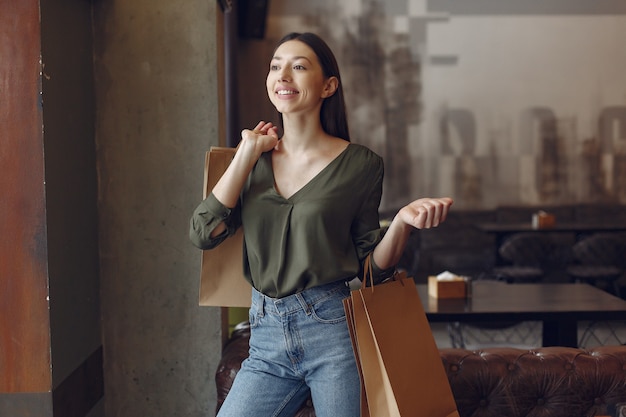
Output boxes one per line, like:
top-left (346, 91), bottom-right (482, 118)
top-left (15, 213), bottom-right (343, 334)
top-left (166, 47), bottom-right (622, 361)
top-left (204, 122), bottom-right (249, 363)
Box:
top-left (344, 143), bottom-right (384, 174)
top-left (345, 143), bottom-right (383, 165)
top-left (337, 143), bottom-right (384, 189)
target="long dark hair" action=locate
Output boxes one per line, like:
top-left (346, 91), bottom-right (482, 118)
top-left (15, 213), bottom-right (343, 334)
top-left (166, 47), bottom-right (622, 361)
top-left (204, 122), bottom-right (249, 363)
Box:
top-left (273, 32), bottom-right (351, 142)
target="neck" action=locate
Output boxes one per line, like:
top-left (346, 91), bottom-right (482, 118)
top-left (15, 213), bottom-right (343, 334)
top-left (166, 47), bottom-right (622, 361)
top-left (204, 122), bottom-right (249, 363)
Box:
top-left (280, 113), bottom-right (329, 151)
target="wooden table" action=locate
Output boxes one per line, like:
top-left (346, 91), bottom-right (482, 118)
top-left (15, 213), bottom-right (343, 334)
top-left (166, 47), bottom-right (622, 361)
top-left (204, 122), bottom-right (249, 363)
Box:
top-left (417, 281), bottom-right (626, 347)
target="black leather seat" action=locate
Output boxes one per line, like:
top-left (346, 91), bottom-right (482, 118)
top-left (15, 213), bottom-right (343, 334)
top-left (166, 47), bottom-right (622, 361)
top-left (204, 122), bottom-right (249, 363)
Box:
top-left (492, 232), bottom-right (554, 283)
top-left (567, 233), bottom-right (626, 297)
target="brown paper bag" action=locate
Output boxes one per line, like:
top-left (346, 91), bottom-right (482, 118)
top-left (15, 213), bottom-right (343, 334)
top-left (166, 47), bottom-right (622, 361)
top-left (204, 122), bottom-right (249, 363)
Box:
top-left (343, 296), bottom-right (371, 416)
top-left (344, 259), bottom-right (459, 417)
top-left (198, 147), bottom-right (252, 307)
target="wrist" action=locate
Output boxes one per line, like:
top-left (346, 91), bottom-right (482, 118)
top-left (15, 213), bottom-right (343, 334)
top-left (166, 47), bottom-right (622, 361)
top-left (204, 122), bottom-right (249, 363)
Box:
top-left (235, 137), bottom-right (263, 167)
top-left (389, 214), bottom-right (413, 238)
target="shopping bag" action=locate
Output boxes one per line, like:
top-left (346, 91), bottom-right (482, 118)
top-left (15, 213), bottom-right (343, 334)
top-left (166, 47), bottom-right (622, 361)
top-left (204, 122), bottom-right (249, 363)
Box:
top-left (198, 147), bottom-right (252, 307)
top-left (344, 257), bottom-right (460, 417)
top-left (343, 296), bottom-right (370, 416)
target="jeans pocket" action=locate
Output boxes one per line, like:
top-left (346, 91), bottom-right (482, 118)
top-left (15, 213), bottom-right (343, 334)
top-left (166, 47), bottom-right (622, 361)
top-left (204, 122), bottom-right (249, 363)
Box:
top-left (310, 287), bottom-right (350, 324)
top-left (248, 299), bottom-right (261, 329)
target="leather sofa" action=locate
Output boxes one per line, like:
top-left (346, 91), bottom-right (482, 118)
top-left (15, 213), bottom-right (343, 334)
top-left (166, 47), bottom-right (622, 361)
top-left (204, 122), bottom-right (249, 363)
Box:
top-left (216, 323), bottom-right (626, 417)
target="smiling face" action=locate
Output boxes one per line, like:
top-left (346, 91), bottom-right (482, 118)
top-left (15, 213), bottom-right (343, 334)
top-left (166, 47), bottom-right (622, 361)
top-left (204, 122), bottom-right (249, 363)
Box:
top-left (266, 39), bottom-right (337, 116)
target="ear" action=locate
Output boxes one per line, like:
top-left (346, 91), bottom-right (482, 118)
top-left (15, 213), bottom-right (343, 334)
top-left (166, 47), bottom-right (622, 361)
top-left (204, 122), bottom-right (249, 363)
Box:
top-left (321, 76), bottom-right (339, 99)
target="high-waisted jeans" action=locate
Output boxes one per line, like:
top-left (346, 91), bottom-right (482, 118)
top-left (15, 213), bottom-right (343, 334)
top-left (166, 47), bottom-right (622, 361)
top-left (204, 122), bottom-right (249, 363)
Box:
top-left (216, 280), bottom-right (360, 417)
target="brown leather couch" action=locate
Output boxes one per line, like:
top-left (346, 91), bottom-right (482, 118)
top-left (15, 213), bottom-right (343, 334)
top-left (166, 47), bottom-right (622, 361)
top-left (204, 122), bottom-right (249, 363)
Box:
top-left (216, 323), bottom-right (626, 417)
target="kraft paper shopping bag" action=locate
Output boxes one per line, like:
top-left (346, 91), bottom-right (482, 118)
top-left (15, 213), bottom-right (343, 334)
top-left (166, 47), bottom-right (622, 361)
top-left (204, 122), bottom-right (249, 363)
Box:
top-left (343, 296), bottom-right (371, 417)
top-left (198, 147), bottom-right (252, 307)
top-left (346, 258), bottom-right (459, 417)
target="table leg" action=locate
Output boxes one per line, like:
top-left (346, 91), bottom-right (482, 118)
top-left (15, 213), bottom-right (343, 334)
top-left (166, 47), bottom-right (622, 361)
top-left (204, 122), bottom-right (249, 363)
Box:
top-left (543, 319), bottom-right (578, 347)
top-left (493, 232), bottom-right (508, 266)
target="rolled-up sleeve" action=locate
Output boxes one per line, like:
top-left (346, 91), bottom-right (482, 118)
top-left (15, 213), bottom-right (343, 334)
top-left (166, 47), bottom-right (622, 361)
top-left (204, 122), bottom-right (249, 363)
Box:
top-left (354, 227), bottom-right (396, 284)
top-left (351, 155), bottom-right (396, 283)
top-left (189, 193), bottom-right (241, 250)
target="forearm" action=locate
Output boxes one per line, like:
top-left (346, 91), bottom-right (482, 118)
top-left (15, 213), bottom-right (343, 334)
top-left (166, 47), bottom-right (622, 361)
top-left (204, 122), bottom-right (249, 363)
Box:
top-left (211, 138), bottom-right (261, 208)
top-left (372, 215), bottom-right (412, 270)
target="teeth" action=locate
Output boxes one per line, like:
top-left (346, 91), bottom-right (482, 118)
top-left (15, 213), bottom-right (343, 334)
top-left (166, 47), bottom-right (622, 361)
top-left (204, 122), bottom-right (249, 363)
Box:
top-left (277, 90), bottom-right (297, 95)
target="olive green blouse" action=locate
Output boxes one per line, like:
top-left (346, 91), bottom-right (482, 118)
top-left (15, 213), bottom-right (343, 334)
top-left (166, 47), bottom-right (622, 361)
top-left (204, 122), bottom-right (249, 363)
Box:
top-left (189, 143), bottom-right (394, 298)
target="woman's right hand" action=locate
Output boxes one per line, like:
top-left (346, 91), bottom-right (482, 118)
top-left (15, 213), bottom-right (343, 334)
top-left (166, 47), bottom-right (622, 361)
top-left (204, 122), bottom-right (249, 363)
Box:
top-left (241, 121), bottom-right (279, 156)
top-left (210, 121), bottom-right (279, 210)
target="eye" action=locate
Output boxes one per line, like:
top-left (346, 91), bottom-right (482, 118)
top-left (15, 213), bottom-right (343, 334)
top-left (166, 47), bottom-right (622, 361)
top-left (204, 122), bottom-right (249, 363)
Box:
top-left (270, 64), bottom-right (280, 71)
top-left (293, 64), bottom-right (306, 70)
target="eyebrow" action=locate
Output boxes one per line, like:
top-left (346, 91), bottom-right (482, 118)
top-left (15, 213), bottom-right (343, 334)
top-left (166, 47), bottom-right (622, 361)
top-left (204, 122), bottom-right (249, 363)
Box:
top-left (271, 55), bottom-right (313, 64)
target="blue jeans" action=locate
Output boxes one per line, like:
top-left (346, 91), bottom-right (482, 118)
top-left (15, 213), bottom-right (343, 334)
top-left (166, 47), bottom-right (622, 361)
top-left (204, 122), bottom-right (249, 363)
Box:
top-left (217, 280), bottom-right (360, 417)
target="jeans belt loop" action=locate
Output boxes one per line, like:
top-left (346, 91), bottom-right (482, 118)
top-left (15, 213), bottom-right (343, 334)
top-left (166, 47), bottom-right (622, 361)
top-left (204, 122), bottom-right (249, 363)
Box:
top-left (295, 293), bottom-right (312, 316)
top-left (258, 290), bottom-right (265, 317)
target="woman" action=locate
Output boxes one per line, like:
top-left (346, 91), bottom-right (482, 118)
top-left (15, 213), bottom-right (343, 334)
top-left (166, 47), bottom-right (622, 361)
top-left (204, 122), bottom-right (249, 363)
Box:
top-left (190, 32), bottom-right (452, 417)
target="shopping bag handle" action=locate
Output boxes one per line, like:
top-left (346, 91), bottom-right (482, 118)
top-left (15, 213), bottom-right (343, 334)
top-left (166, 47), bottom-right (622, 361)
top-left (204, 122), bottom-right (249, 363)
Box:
top-left (363, 254), bottom-right (374, 291)
top-left (363, 254), bottom-right (404, 293)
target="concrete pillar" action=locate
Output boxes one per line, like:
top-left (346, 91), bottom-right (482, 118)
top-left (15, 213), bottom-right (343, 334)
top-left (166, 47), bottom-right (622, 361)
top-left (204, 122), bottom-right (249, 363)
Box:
top-left (93, 1), bottom-right (224, 416)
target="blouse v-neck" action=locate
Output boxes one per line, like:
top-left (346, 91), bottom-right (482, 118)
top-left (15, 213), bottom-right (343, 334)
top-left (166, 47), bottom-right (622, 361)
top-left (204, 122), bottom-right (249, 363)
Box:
top-left (270, 143), bottom-right (352, 202)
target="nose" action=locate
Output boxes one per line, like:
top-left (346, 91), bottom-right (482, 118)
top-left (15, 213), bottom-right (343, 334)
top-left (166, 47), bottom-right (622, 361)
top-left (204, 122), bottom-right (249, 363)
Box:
top-left (279, 67), bottom-right (291, 82)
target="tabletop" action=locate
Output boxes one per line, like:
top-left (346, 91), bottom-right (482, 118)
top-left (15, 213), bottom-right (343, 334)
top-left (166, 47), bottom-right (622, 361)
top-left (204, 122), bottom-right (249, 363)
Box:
top-left (416, 281), bottom-right (626, 346)
top-left (417, 281), bottom-right (626, 321)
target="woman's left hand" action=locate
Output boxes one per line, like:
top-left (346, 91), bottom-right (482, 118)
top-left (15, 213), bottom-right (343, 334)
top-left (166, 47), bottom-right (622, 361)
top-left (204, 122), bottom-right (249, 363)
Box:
top-left (373, 197), bottom-right (453, 270)
top-left (396, 197), bottom-right (453, 229)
